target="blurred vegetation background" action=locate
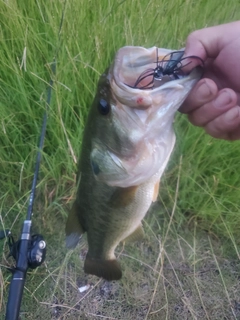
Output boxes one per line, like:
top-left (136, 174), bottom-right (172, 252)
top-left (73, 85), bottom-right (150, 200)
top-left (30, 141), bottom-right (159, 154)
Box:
top-left (1, 0), bottom-right (240, 319)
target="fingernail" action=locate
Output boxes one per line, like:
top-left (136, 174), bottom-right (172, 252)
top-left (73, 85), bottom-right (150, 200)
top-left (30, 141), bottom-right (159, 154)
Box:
top-left (197, 80), bottom-right (212, 98)
top-left (224, 107), bottom-right (240, 122)
top-left (214, 91), bottom-right (231, 109)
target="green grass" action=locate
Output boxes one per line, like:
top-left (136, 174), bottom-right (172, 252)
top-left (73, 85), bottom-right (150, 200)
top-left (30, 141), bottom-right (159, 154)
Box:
top-left (1, 0), bottom-right (240, 319)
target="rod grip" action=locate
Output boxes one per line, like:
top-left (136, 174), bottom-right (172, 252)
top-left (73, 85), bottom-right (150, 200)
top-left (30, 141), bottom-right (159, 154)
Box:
top-left (5, 270), bottom-right (26, 320)
top-left (5, 239), bottom-right (29, 320)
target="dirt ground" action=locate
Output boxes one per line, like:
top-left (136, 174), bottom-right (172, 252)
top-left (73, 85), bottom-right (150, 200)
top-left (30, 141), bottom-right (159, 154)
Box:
top-left (32, 203), bottom-right (240, 320)
top-left (1, 202), bottom-right (240, 320)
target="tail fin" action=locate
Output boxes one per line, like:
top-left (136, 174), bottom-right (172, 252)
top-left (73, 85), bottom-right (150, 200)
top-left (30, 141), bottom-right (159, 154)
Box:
top-left (84, 254), bottom-right (122, 281)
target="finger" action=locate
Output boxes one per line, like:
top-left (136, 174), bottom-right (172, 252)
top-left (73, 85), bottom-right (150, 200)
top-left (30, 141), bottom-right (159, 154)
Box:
top-left (204, 106), bottom-right (240, 140)
top-left (184, 21), bottom-right (240, 60)
top-left (179, 78), bottom-right (218, 113)
top-left (188, 88), bottom-right (238, 127)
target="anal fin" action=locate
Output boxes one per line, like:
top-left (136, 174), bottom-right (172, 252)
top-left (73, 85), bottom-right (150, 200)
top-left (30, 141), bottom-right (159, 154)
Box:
top-left (65, 201), bottom-right (84, 249)
top-left (122, 224), bottom-right (145, 243)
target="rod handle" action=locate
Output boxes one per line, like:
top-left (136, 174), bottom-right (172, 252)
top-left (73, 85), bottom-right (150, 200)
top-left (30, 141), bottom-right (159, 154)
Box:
top-left (5, 239), bottom-right (29, 320)
top-left (5, 270), bottom-right (26, 320)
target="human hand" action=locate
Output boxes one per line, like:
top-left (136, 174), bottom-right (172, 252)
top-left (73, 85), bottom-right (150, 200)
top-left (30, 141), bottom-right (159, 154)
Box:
top-left (179, 21), bottom-right (240, 140)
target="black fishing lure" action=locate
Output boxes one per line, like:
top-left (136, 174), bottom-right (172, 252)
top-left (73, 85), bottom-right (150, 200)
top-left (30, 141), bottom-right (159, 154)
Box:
top-left (131, 49), bottom-right (204, 90)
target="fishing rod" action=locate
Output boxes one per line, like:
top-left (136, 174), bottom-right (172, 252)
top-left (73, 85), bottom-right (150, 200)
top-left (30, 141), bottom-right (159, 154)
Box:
top-left (3, 69), bottom-right (53, 319)
top-left (2, 66), bottom-right (54, 320)
top-left (0, 2), bottom-right (67, 319)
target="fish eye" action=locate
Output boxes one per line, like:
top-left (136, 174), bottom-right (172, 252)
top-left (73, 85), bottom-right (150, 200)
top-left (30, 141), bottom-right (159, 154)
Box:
top-left (98, 98), bottom-right (110, 115)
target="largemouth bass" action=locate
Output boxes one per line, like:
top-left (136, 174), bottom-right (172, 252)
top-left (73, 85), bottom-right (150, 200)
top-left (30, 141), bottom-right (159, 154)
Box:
top-left (66, 46), bottom-right (202, 281)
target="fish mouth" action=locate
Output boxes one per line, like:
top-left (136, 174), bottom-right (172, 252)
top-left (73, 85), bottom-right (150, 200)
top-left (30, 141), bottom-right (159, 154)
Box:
top-left (111, 46), bottom-right (202, 109)
top-left (113, 46), bottom-right (202, 89)
top-left (91, 46), bottom-right (203, 188)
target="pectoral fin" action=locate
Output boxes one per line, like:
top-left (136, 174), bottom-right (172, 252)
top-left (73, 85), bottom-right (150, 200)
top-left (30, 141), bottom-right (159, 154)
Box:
top-left (65, 201), bottom-right (84, 249)
top-left (122, 224), bottom-right (145, 243)
top-left (152, 180), bottom-right (160, 202)
top-left (109, 185), bottom-right (138, 208)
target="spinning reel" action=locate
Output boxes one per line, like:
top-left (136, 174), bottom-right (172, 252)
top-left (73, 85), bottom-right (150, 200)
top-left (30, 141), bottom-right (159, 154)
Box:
top-left (0, 229), bottom-right (46, 270)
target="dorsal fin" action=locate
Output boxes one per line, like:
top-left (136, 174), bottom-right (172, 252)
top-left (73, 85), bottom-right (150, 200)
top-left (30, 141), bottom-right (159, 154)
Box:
top-left (65, 201), bottom-right (84, 249)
